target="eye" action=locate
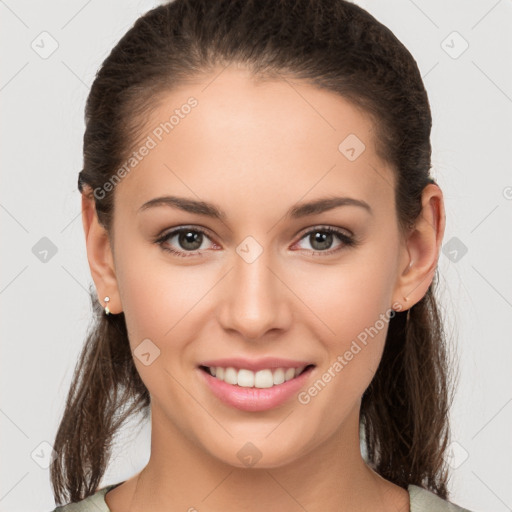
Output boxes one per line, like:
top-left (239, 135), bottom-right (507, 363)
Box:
top-left (154, 225), bottom-right (357, 258)
top-left (293, 226), bottom-right (356, 255)
top-left (154, 226), bottom-right (216, 257)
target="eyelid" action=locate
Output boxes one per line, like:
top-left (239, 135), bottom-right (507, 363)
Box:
top-left (294, 224), bottom-right (354, 240)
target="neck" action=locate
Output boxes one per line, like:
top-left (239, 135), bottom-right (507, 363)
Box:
top-left (114, 403), bottom-right (409, 512)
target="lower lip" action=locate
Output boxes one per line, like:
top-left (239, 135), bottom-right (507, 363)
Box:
top-left (198, 366), bottom-right (315, 412)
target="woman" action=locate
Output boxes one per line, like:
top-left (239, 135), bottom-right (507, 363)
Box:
top-left (49, 0), bottom-right (474, 510)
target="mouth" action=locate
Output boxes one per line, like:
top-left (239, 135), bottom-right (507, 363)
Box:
top-left (198, 364), bottom-right (315, 389)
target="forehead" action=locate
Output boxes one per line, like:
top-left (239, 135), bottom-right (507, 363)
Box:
top-left (114, 66), bottom-right (395, 218)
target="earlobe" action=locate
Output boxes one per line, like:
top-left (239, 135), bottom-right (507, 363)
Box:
top-left (81, 188), bottom-right (122, 315)
top-left (392, 183), bottom-right (445, 311)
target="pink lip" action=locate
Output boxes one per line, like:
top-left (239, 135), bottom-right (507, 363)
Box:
top-left (198, 357), bottom-right (313, 372)
top-left (197, 365), bottom-right (315, 412)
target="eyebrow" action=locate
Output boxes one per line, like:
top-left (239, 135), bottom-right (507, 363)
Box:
top-left (137, 194), bottom-right (372, 219)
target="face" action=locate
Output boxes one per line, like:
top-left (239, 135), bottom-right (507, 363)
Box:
top-left (104, 65), bottom-right (411, 468)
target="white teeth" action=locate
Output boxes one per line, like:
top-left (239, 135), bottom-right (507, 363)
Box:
top-left (224, 367), bottom-right (238, 385)
top-left (206, 365), bottom-right (310, 388)
top-left (238, 369), bottom-right (255, 387)
top-left (295, 366), bottom-right (306, 377)
top-left (284, 367), bottom-right (295, 381)
top-left (272, 368), bottom-right (285, 385)
top-left (254, 369), bottom-right (273, 388)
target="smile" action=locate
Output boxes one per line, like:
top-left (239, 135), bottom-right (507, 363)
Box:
top-left (197, 364), bottom-right (316, 412)
top-left (199, 365), bottom-right (314, 389)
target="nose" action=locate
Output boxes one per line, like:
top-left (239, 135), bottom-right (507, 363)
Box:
top-left (217, 248), bottom-right (292, 341)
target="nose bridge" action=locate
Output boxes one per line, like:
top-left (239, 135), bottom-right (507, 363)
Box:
top-left (219, 242), bottom-right (289, 339)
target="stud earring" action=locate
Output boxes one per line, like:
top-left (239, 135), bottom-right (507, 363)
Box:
top-left (104, 296), bottom-right (111, 315)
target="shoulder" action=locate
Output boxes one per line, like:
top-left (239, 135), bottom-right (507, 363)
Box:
top-left (49, 482), bottom-right (475, 511)
top-left (408, 484), bottom-right (474, 512)
top-left (48, 483), bottom-right (120, 512)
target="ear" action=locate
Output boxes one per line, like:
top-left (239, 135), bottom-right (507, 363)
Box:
top-left (392, 183), bottom-right (446, 311)
top-left (81, 187), bottom-right (122, 314)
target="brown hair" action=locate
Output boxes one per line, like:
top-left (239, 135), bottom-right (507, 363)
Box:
top-left (51, 0), bottom-right (456, 505)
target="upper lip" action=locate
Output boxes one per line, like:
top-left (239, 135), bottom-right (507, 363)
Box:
top-left (199, 357), bottom-right (315, 372)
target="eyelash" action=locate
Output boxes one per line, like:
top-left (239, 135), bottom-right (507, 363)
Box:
top-left (154, 225), bottom-right (358, 258)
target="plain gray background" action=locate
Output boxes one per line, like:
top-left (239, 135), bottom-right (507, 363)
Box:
top-left (1, 1), bottom-right (511, 511)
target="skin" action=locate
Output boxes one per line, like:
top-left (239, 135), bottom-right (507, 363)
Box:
top-left (82, 64), bottom-right (445, 512)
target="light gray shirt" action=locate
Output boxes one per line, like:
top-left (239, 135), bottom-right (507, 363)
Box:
top-left (50, 482), bottom-right (474, 511)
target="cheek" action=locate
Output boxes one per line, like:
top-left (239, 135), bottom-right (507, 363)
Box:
top-left (291, 247), bottom-right (398, 397)
top-left (115, 235), bottom-right (184, 326)
top-left (293, 247), bottom-right (398, 339)
top-left (115, 245), bottom-right (217, 362)
top-left (114, 253), bottom-right (194, 399)
top-left (296, 280), bottom-right (392, 427)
